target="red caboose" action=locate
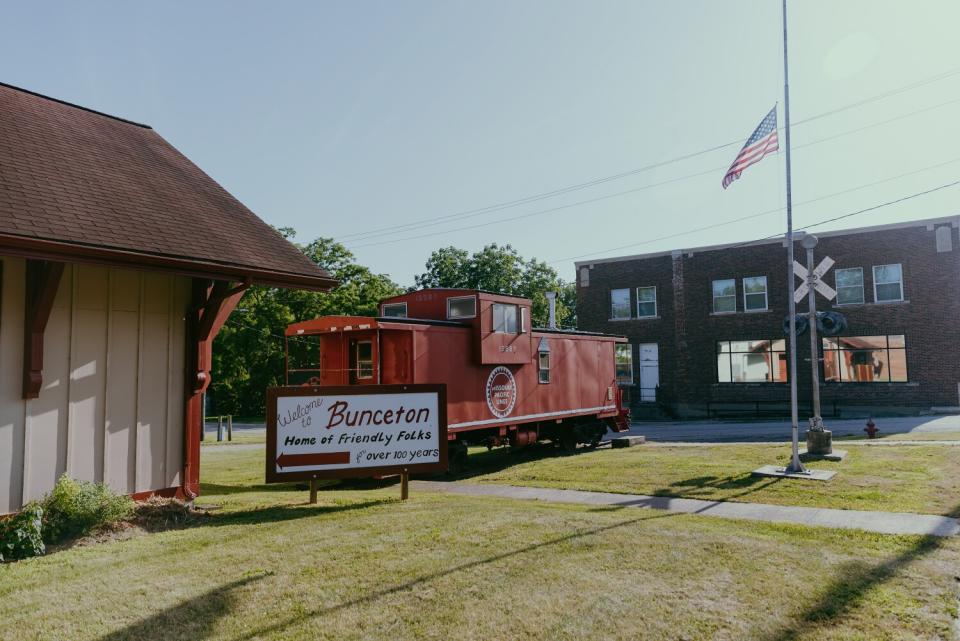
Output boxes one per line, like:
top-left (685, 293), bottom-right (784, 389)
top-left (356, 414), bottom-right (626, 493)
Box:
top-left (285, 289), bottom-right (630, 465)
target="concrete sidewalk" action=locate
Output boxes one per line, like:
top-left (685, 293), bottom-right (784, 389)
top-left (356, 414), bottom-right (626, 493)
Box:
top-left (414, 480), bottom-right (960, 537)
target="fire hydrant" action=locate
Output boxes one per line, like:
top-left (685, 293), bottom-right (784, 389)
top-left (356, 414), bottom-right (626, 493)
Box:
top-left (864, 417), bottom-right (879, 439)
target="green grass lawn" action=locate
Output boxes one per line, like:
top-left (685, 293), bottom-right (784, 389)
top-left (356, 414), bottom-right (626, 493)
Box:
top-left (1, 446), bottom-right (959, 640)
top-left (459, 441), bottom-right (960, 516)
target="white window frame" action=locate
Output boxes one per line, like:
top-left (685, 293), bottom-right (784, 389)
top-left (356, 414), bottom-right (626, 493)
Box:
top-left (492, 303), bottom-right (520, 334)
top-left (538, 351), bottom-right (550, 384)
top-left (873, 264), bottom-right (904, 303)
top-left (610, 288), bottom-right (631, 320)
top-left (636, 286), bottom-right (657, 318)
top-left (356, 340), bottom-right (374, 379)
top-left (712, 279), bottom-right (737, 314)
top-left (446, 295), bottom-right (477, 319)
top-left (742, 276), bottom-right (768, 312)
top-left (381, 302), bottom-right (408, 317)
top-left (834, 267), bottom-right (864, 306)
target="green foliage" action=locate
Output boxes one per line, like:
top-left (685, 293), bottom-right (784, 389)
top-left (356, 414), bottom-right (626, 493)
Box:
top-left (40, 475), bottom-right (134, 545)
top-left (0, 503), bottom-right (44, 561)
top-left (211, 233), bottom-right (404, 416)
top-left (414, 243), bottom-right (577, 328)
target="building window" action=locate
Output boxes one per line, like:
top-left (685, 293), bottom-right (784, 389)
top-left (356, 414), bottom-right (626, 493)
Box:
top-left (579, 266), bottom-right (590, 287)
top-left (743, 276), bottom-right (767, 311)
top-left (835, 267), bottom-right (864, 305)
top-left (447, 296), bottom-right (476, 319)
top-left (823, 335), bottom-right (907, 383)
top-left (873, 264), bottom-right (903, 302)
top-left (538, 351), bottom-right (550, 384)
top-left (712, 279), bottom-right (736, 313)
top-left (381, 302), bottom-right (407, 317)
top-left (636, 286), bottom-right (657, 318)
top-left (492, 303), bottom-right (519, 333)
top-left (716, 340), bottom-right (787, 383)
top-left (356, 341), bottom-right (374, 379)
top-left (610, 288), bottom-right (631, 319)
top-left (615, 344), bottom-right (633, 385)
top-left (936, 226), bottom-right (953, 253)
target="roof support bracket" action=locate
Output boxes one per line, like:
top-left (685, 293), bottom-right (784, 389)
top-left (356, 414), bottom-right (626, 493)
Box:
top-left (22, 259), bottom-right (65, 399)
top-left (192, 278), bottom-right (250, 394)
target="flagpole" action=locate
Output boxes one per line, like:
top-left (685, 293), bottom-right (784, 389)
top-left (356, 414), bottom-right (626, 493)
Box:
top-left (782, 0), bottom-right (806, 474)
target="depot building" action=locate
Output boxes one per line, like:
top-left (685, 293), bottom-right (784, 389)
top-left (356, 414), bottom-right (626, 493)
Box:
top-left (0, 82), bottom-right (335, 514)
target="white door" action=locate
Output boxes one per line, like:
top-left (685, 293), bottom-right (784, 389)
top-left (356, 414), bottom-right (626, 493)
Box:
top-left (638, 343), bottom-right (659, 402)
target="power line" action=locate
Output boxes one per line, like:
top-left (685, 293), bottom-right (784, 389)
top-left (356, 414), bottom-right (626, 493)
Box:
top-left (349, 95), bottom-right (960, 250)
top-left (336, 66), bottom-right (960, 243)
top-left (708, 179), bottom-right (960, 253)
top-left (547, 156), bottom-right (960, 264)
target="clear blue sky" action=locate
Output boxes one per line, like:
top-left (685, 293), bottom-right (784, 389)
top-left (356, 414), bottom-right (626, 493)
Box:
top-left (3, 1), bottom-right (958, 286)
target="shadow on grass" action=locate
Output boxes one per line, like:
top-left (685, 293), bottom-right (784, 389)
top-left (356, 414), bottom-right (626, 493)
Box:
top-left (424, 441), bottom-right (584, 483)
top-left (199, 481), bottom-right (307, 496)
top-left (96, 573), bottom-right (268, 641)
top-left (229, 510), bottom-right (679, 640)
top-left (760, 500), bottom-right (960, 640)
top-left (199, 498), bottom-right (395, 529)
top-left (761, 534), bottom-right (946, 641)
top-left (657, 473), bottom-right (783, 504)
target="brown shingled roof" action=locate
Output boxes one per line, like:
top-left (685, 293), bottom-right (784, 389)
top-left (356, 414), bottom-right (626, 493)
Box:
top-left (0, 82), bottom-right (335, 290)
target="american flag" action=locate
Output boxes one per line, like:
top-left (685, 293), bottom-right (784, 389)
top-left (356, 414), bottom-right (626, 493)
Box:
top-left (722, 106), bottom-right (779, 189)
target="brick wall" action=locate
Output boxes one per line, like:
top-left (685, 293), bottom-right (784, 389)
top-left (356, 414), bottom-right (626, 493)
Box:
top-left (577, 219), bottom-right (960, 417)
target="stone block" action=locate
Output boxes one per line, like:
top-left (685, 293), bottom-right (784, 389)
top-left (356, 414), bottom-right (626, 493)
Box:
top-left (611, 435), bottom-right (646, 448)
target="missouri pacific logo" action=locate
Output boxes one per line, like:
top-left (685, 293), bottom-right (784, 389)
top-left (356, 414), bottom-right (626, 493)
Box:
top-left (485, 366), bottom-right (517, 419)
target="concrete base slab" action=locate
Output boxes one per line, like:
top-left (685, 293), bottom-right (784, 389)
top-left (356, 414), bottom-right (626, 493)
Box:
top-left (611, 435), bottom-right (646, 448)
top-left (751, 465), bottom-right (837, 481)
top-left (800, 448), bottom-right (848, 462)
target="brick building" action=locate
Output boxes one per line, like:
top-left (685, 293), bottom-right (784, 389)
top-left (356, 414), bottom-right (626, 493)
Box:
top-left (576, 216), bottom-right (960, 419)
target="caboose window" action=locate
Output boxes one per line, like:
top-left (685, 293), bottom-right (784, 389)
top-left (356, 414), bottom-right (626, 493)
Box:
top-left (356, 341), bottom-right (374, 379)
top-left (492, 303), bottom-right (519, 333)
top-left (382, 302), bottom-right (407, 317)
top-left (538, 352), bottom-right (551, 383)
top-left (447, 296), bottom-right (476, 319)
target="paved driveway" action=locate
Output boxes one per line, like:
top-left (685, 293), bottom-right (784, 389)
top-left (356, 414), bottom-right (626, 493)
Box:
top-left (609, 415), bottom-right (960, 443)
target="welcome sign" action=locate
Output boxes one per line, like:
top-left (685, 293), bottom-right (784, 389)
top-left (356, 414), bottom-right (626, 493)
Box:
top-left (265, 384), bottom-right (448, 482)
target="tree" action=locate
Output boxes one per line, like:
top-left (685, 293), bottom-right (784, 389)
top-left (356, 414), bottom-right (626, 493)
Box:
top-left (414, 243), bottom-right (576, 329)
top-left (414, 247), bottom-right (470, 290)
top-left (210, 233), bottom-right (404, 417)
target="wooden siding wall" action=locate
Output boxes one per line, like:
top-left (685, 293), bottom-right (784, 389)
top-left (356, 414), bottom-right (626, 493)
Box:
top-left (0, 257), bottom-right (190, 514)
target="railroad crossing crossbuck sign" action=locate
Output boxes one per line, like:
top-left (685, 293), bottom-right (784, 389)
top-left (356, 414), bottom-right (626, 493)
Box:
top-left (793, 256), bottom-right (836, 304)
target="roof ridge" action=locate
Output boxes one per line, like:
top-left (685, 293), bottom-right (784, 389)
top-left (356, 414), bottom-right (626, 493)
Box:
top-left (0, 80), bottom-right (152, 129)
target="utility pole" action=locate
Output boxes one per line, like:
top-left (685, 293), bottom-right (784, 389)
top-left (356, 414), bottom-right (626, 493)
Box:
top-left (803, 234), bottom-right (824, 430)
top-left (782, 0), bottom-right (806, 474)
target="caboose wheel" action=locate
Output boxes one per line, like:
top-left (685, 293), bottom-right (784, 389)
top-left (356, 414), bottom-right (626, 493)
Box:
top-left (585, 424), bottom-right (606, 449)
top-left (557, 433), bottom-right (577, 453)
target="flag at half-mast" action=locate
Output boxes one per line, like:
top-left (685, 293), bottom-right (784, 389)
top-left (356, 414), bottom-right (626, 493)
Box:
top-left (722, 106), bottom-right (779, 189)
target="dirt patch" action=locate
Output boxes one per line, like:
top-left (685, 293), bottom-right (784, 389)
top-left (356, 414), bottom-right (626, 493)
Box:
top-left (45, 498), bottom-right (212, 553)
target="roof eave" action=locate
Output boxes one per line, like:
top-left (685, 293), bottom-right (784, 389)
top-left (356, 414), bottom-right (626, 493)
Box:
top-left (0, 234), bottom-right (337, 292)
